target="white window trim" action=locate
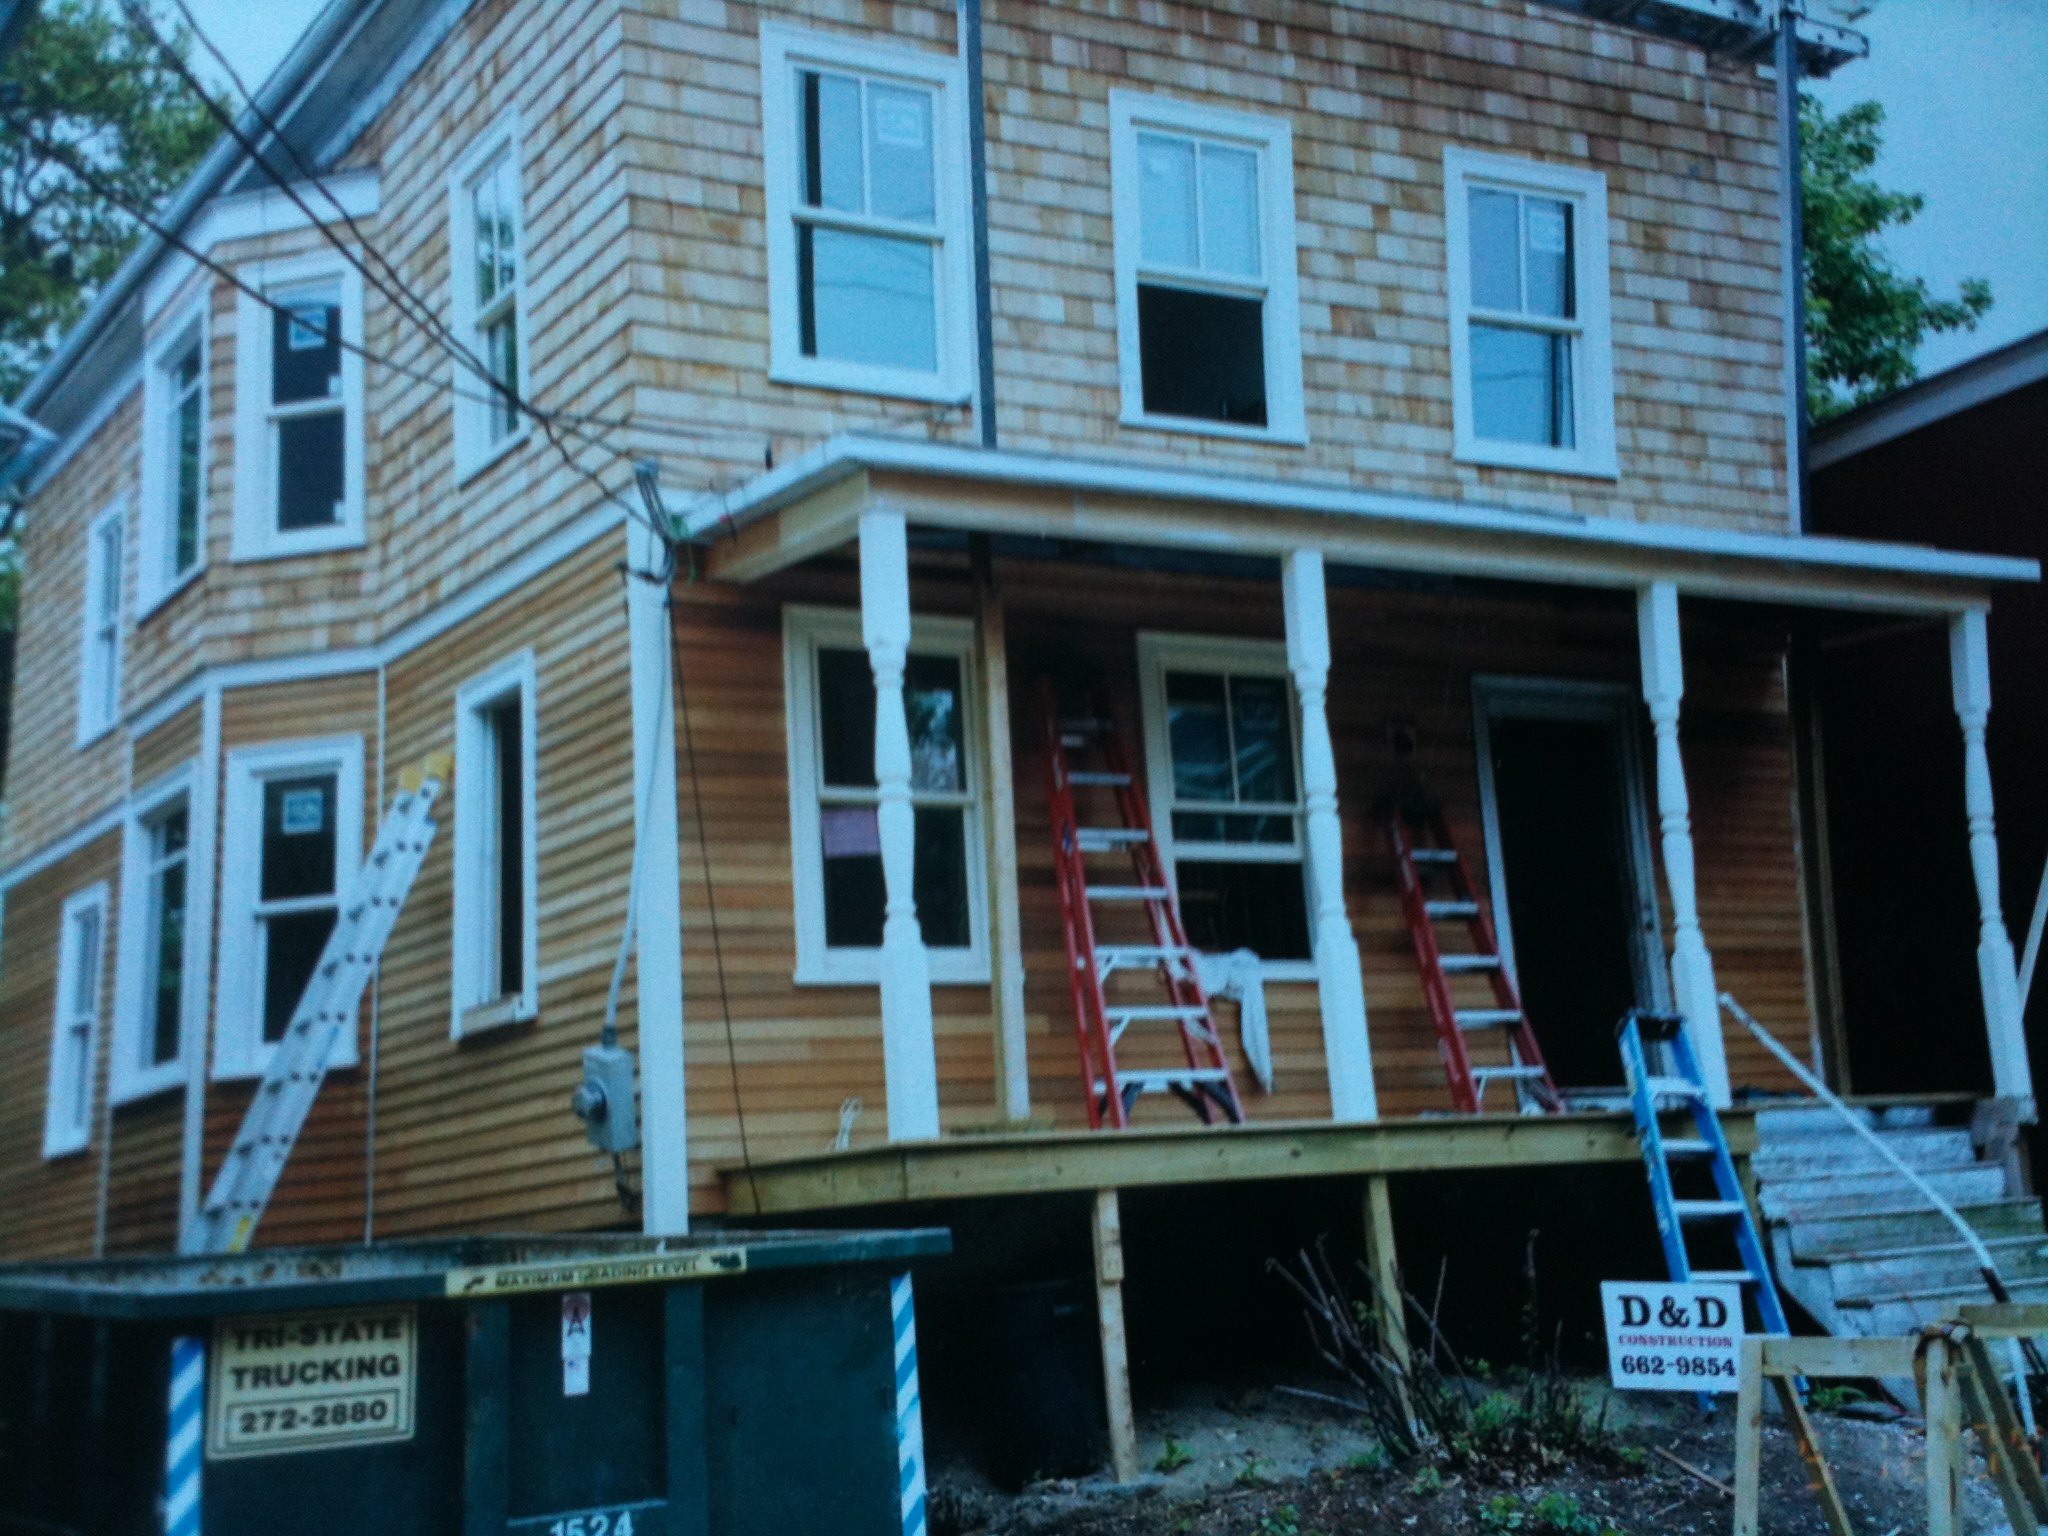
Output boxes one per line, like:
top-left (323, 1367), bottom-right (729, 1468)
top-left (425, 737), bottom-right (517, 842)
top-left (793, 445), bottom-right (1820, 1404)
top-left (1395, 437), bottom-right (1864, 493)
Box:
top-left (111, 765), bottom-right (200, 1103)
top-left (452, 649), bottom-right (540, 1037)
top-left (231, 252), bottom-right (367, 561)
top-left (1135, 632), bottom-right (1316, 982)
top-left (215, 735), bottom-right (365, 1079)
top-left (448, 109), bottom-right (531, 483)
top-left (1443, 147), bottom-right (1618, 479)
top-left (758, 23), bottom-right (976, 406)
top-left (1108, 90), bottom-right (1307, 445)
top-left (783, 604), bottom-right (989, 985)
top-left (43, 882), bottom-right (110, 1158)
top-left (137, 302), bottom-right (209, 617)
top-left (76, 501), bottom-right (124, 747)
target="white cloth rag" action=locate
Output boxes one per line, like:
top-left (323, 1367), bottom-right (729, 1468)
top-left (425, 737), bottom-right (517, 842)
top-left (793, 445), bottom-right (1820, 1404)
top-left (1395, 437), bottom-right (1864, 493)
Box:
top-left (1195, 948), bottom-right (1272, 1092)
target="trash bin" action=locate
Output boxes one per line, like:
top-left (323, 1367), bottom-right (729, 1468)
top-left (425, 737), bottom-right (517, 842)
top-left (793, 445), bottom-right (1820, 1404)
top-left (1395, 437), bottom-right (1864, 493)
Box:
top-left (0, 1230), bottom-right (947, 1536)
top-left (983, 1276), bottom-right (1105, 1488)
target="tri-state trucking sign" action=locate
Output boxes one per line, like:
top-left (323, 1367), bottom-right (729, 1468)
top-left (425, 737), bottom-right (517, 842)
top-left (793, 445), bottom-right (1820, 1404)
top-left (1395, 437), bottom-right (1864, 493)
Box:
top-left (206, 1305), bottom-right (417, 1459)
top-left (1599, 1281), bottom-right (1743, 1393)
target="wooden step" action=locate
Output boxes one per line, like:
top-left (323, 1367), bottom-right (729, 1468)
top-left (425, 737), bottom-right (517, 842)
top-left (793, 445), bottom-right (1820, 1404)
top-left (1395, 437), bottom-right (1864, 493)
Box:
top-left (1784, 1196), bottom-right (2043, 1262)
top-left (1753, 1127), bottom-right (1977, 1180)
top-left (1824, 1235), bottom-right (2048, 1306)
top-left (1761, 1164), bottom-right (2007, 1223)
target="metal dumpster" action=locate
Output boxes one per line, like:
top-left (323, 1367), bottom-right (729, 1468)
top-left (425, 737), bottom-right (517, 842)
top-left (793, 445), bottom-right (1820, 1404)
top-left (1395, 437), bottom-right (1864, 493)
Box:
top-left (0, 1230), bottom-right (947, 1536)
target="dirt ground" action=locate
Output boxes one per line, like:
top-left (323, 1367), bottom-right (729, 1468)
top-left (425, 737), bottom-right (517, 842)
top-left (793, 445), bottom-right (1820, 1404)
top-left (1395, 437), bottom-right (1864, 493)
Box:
top-left (929, 1381), bottom-right (2015, 1535)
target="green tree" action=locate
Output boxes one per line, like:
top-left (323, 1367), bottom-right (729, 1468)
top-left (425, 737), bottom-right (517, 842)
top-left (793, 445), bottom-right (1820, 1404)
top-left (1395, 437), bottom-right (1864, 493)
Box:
top-left (0, 1), bottom-right (220, 401)
top-left (1802, 95), bottom-right (1993, 421)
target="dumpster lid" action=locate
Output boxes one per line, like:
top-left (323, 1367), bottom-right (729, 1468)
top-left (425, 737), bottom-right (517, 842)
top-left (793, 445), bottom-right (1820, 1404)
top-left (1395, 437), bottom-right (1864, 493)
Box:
top-left (0, 1230), bottom-right (951, 1318)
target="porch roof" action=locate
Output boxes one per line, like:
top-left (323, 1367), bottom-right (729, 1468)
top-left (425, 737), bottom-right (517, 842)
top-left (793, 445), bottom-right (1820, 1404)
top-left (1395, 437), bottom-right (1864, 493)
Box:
top-left (684, 435), bottom-right (2038, 614)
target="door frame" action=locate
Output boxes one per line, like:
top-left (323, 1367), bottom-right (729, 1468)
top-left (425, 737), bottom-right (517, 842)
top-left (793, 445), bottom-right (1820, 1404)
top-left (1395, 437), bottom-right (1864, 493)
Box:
top-left (1470, 675), bottom-right (1671, 1020)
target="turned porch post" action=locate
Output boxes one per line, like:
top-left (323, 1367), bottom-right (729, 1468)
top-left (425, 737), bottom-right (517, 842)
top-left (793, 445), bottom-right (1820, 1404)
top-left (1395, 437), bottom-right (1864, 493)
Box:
top-left (861, 511), bottom-right (942, 1140)
top-left (1283, 549), bottom-right (1378, 1121)
top-left (1636, 581), bottom-right (1733, 1106)
top-left (1950, 610), bottom-right (2035, 1111)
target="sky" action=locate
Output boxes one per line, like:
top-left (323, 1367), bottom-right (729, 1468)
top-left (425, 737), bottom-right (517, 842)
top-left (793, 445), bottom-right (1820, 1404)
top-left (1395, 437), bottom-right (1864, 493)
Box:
top-left (178, 0), bottom-right (2048, 383)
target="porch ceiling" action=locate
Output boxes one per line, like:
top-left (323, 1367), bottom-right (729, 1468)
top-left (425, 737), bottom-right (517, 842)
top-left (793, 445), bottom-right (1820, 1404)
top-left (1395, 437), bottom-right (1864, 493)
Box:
top-left (684, 436), bottom-right (2037, 615)
top-left (718, 1109), bottom-right (1760, 1217)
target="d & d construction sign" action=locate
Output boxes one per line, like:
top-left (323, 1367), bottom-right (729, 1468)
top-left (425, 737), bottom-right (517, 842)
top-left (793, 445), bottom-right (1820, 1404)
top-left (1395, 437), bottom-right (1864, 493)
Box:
top-left (206, 1305), bottom-right (417, 1459)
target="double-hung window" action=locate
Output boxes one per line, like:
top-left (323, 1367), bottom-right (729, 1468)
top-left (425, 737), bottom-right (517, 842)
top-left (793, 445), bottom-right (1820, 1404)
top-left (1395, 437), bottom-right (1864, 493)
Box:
top-left (216, 738), bottom-right (363, 1076)
top-left (453, 652), bottom-right (539, 1035)
top-left (1109, 92), bottom-right (1305, 441)
top-left (139, 308), bottom-right (207, 610)
top-left (1138, 636), bottom-right (1312, 969)
top-left (1443, 148), bottom-right (1616, 477)
top-left (450, 113), bottom-right (528, 475)
top-left (760, 25), bottom-right (974, 403)
top-left (784, 607), bottom-right (986, 984)
top-left (233, 256), bottom-right (366, 558)
top-left (44, 884), bottom-right (109, 1157)
top-left (76, 503), bottom-right (123, 744)
top-left (113, 775), bottom-right (196, 1101)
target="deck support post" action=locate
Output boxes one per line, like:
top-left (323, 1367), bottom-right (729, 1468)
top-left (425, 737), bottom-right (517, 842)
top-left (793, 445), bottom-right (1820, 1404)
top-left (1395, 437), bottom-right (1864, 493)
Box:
top-left (1951, 610), bottom-right (2035, 1114)
top-left (1283, 549), bottom-right (1378, 1121)
top-left (1636, 582), bottom-right (1732, 1108)
top-left (1091, 1188), bottom-right (1140, 1483)
top-left (862, 511), bottom-right (942, 1142)
top-left (972, 537), bottom-right (1031, 1123)
top-left (1361, 1175), bottom-right (1409, 1370)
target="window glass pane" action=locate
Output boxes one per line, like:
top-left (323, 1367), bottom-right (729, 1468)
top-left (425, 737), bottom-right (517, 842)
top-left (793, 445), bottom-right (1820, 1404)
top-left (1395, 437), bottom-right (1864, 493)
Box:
top-left (71, 909), bottom-right (102, 1017)
top-left (1165, 671), bottom-right (1231, 802)
top-left (263, 909), bottom-right (336, 1041)
top-left (800, 70), bottom-right (865, 212)
top-left (473, 172), bottom-right (502, 307)
top-left (1135, 285), bottom-right (1266, 425)
top-left (799, 226), bottom-right (937, 372)
top-left (174, 350), bottom-right (202, 572)
top-left (1137, 132), bottom-right (1198, 268)
top-left (1199, 143), bottom-right (1261, 278)
top-left (906, 654), bottom-right (962, 793)
top-left (485, 314), bottom-right (520, 440)
top-left (1175, 861), bottom-right (1310, 960)
top-left (277, 411), bottom-right (344, 529)
top-left (1229, 675), bottom-right (1294, 804)
top-left (489, 699), bottom-right (524, 997)
top-left (272, 301), bottom-right (341, 405)
top-left (1523, 198), bottom-right (1573, 319)
top-left (912, 805), bottom-right (970, 947)
top-left (261, 775), bottom-right (338, 901)
top-left (1468, 188), bottom-right (1521, 311)
top-left (817, 647), bottom-right (877, 789)
top-left (1471, 325), bottom-right (1574, 448)
top-left (867, 83), bottom-right (934, 223)
top-left (821, 806), bottom-right (882, 946)
top-left (1171, 810), bottom-right (1296, 844)
top-left (149, 855), bottom-right (186, 1066)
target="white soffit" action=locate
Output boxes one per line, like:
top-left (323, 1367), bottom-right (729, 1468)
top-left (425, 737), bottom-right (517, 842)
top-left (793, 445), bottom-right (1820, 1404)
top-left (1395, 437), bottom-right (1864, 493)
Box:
top-left (143, 168), bottom-right (382, 322)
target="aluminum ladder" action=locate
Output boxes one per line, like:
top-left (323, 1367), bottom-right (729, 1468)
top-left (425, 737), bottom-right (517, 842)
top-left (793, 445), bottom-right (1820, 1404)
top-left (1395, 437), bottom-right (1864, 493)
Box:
top-left (1386, 807), bottom-right (1560, 1114)
top-left (1618, 1009), bottom-right (1792, 1340)
top-left (195, 777), bottom-right (443, 1254)
top-left (1039, 680), bottom-right (1244, 1130)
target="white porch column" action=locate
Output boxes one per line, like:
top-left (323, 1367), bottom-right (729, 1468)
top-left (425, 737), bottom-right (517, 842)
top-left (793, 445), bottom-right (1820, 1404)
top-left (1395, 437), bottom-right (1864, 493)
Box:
top-left (1950, 610), bottom-right (2035, 1111)
top-left (1636, 582), bottom-right (1732, 1107)
top-left (861, 511), bottom-right (942, 1141)
top-left (1282, 550), bottom-right (1378, 1122)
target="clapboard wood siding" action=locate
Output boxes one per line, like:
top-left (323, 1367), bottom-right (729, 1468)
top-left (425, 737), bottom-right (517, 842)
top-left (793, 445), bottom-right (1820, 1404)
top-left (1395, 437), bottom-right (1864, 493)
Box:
top-left (0, 835), bottom-right (121, 1259)
top-left (132, 703), bottom-right (202, 789)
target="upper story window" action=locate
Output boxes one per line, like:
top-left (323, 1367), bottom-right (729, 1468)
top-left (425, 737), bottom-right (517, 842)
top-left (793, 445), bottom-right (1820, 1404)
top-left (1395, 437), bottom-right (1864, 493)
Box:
top-left (1109, 92), bottom-right (1305, 443)
top-left (44, 883), bottom-right (108, 1158)
top-left (139, 306), bottom-right (207, 612)
top-left (760, 24), bottom-right (974, 404)
top-left (114, 773), bottom-right (196, 1102)
top-left (452, 651), bottom-right (539, 1036)
top-left (783, 606), bottom-right (987, 985)
top-left (1443, 148), bottom-right (1616, 478)
top-left (233, 256), bottom-right (366, 560)
top-left (76, 502), bottom-right (123, 745)
top-left (1138, 634), bottom-right (1311, 971)
top-left (450, 113), bottom-right (528, 477)
top-left (216, 736), bottom-right (364, 1077)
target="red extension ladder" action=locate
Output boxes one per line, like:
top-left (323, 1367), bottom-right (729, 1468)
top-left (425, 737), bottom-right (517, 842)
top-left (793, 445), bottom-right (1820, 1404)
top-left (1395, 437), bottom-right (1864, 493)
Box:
top-left (1387, 806), bottom-right (1562, 1115)
top-left (1040, 681), bottom-right (1245, 1129)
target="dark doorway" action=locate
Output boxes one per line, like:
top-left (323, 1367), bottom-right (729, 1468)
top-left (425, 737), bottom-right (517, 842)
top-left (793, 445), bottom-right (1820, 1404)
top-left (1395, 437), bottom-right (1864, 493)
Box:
top-left (1484, 711), bottom-right (1651, 1088)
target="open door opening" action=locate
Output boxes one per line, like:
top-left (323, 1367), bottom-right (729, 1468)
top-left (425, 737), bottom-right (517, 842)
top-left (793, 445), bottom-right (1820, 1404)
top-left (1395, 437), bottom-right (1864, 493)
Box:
top-left (1474, 679), bottom-right (1666, 1093)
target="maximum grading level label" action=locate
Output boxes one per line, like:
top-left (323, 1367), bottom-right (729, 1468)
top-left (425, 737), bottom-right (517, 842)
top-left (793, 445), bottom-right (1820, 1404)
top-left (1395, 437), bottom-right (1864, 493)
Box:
top-left (207, 1305), bottom-right (417, 1459)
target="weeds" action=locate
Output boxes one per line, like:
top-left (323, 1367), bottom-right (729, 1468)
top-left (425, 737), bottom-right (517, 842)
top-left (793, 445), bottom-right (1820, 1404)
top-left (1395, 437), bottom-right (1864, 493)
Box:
top-left (1154, 1438), bottom-right (1194, 1473)
top-left (1808, 1384), bottom-right (1867, 1413)
top-left (1477, 1492), bottom-right (1625, 1535)
top-left (1254, 1506), bottom-right (1300, 1534)
top-left (1408, 1467), bottom-right (1444, 1495)
top-left (1235, 1454), bottom-right (1274, 1487)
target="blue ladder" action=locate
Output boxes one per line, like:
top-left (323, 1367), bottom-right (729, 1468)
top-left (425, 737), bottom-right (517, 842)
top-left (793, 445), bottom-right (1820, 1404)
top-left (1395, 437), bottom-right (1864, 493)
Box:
top-left (1618, 1010), bottom-right (1792, 1363)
